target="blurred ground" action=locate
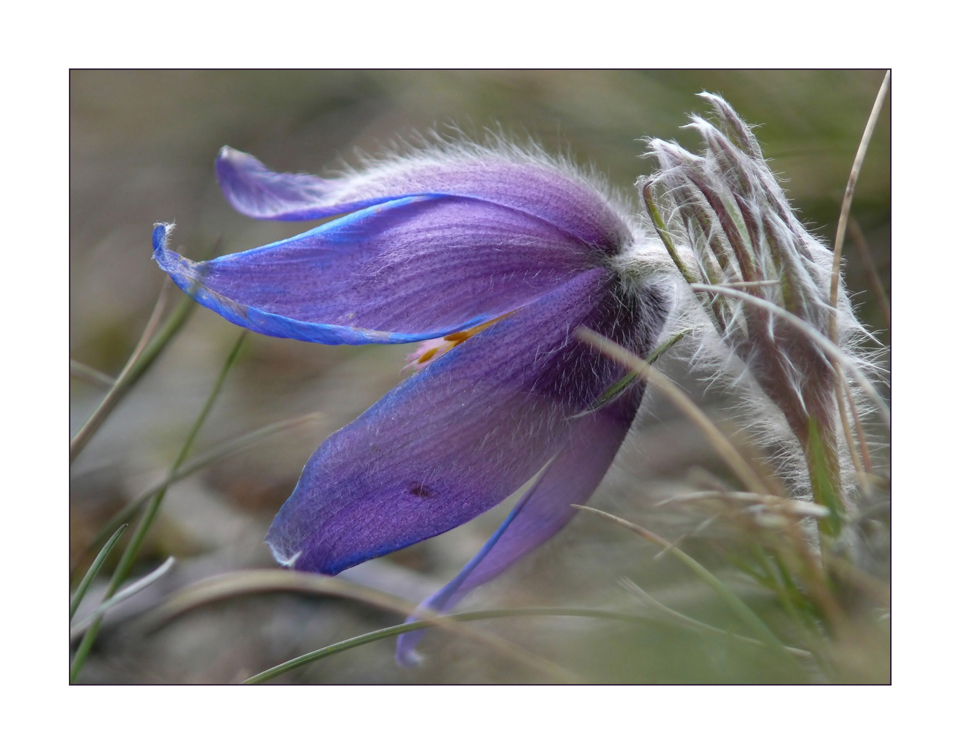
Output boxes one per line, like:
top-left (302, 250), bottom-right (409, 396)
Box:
top-left (69, 70), bottom-right (890, 684)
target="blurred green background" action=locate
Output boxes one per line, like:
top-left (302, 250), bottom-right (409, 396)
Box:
top-left (70, 71), bottom-right (890, 683)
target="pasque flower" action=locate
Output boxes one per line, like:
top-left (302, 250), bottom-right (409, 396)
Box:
top-left (153, 140), bottom-right (670, 664)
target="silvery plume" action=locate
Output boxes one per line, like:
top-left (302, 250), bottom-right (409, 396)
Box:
top-left (638, 93), bottom-right (885, 524)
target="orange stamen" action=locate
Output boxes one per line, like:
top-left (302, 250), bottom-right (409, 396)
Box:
top-left (404, 313), bottom-right (512, 372)
top-left (416, 347), bottom-right (440, 364)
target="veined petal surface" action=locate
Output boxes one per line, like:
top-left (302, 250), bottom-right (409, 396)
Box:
top-left (395, 389), bottom-right (642, 665)
top-left (265, 269), bottom-right (664, 575)
top-left (153, 193), bottom-right (595, 345)
top-left (217, 147), bottom-right (630, 251)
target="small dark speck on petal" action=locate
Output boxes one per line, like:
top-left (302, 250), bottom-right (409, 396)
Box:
top-left (409, 483), bottom-right (434, 498)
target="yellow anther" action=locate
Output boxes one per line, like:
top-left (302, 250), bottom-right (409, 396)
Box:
top-left (404, 313), bottom-right (513, 373)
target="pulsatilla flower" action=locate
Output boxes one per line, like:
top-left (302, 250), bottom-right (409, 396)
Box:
top-left (153, 141), bottom-right (669, 664)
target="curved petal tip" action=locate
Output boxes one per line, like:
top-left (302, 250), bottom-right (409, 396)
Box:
top-left (216, 145), bottom-right (256, 171)
top-left (151, 223), bottom-right (184, 275)
top-left (151, 222), bottom-right (175, 255)
top-left (395, 639), bottom-right (424, 668)
top-left (266, 538), bottom-right (302, 569)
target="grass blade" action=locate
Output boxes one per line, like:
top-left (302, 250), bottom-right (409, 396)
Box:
top-left (655, 490), bottom-right (829, 518)
top-left (142, 569), bottom-right (676, 637)
top-left (572, 504), bottom-right (800, 669)
top-left (574, 328), bottom-right (690, 418)
top-left (577, 328), bottom-right (770, 495)
top-left (69, 524), bottom-right (127, 621)
top-left (139, 569), bottom-right (578, 683)
top-left (71, 557), bottom-right (175, 636)
top-left (71, 413), bottom-right (323, 580)
top-left (242, 605), bottom-right (691, 685)
top-left (70, 287), bottom-right (195, 463)
top-left (70, 360), bottom-right (115, 390)
top-left (243, 601), bottom-right (813, 685)
top-left (848, 217), bottom-right (891, 330)
top-left (70, 332), bottom-right (246, 682)
top-left (619, 578), bottom-right (811, 659)
top-left (829, 70), bottom-right (890, 334)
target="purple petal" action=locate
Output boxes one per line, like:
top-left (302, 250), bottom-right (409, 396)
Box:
top-left (152, 193), bottom-right (594, 345)
top-left (265, 268), bottom-right (665, 575)
top-left (215, 147), bottom-right (385, 221)
top-left (216, 147), bottom-right (630, 251)
top-left (395, 391), bottom-right (641, 666)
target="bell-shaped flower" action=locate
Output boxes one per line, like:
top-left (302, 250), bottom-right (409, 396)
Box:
top-left (153, 141), bottom-right (670, 664)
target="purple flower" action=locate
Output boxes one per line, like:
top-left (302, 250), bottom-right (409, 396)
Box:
top-left (153, 143), bottom-right (669, 664)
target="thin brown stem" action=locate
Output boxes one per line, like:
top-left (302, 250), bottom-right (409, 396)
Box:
top-left (848, 216), bottom-right (891, 330)
top-left (70, 278), bottom-right (191, 463)
top-left (829, 70), bottom-right (890, 343)
top-left (577, 328), bottom-right (770, 495)
top-left (834, 382), bottom-right (868, 494)
top-left (843, 377), bottom-right (875, 477)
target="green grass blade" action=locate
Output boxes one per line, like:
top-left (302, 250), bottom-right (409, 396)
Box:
top-left (573, 505), bottom-right (801, 669)
top-left (70, 332), bottom-right (246, 683)
top-left (573, 329), bottom-right (691, 418)
top-left (577, 328), bottom-right (770, 495)
top-left (71, 413), bottom-right (322, 582)
top-left (244, 620), bottom-right (439, 683)
top-left (642, 181), bottom-right (698, 286)
top-left (69, 524), bottom-right (128, 621)
top-left (243, 602), bottom-right (813, 684)
top-left (243, 607), bottom-right (667, 684)
top-left (70, 291), bottom-right (195, 463)
top-left (620, 578), bottom-right (811, 659)
top-left (70, 557), bottom-right (175, 636)
top-left (806, 418), bottom-right (845, 537)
